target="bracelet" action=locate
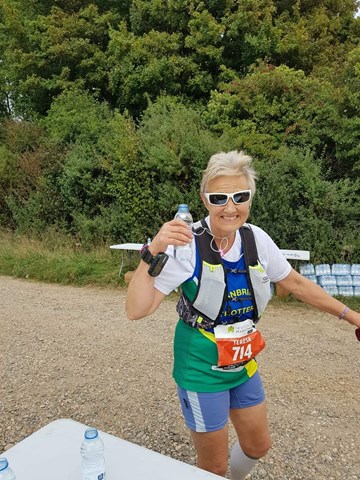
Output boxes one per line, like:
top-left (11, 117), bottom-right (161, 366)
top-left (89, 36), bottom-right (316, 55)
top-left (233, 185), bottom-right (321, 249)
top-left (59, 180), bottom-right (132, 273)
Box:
top-left (338, 306), bottom-right (349, 320)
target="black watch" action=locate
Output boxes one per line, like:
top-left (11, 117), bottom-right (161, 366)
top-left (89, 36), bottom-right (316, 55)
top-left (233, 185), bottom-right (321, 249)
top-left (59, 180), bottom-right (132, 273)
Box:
top-left (140, 244), bottom-right (169, 277)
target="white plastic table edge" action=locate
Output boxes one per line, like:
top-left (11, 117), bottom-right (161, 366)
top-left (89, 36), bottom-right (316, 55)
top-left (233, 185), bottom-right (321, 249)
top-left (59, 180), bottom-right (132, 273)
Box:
top-left (4, 418), bottom-right (223, 479)
top-left (110, 243), bottom-right (143, 275)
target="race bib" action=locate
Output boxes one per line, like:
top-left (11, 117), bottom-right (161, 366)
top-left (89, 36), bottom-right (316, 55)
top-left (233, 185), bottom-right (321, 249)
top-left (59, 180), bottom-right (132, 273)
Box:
top-left (214, 320), bottom-right (266, 367)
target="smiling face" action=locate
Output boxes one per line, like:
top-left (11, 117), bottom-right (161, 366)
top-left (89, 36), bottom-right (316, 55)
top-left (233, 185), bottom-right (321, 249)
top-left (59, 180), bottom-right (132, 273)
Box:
top-left (201, 175), bottom-right (251, 239)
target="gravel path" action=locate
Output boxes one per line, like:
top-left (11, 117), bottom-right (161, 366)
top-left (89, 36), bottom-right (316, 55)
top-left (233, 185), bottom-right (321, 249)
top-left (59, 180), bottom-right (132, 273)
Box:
top-left (1, 276), bottom-right (359, 479)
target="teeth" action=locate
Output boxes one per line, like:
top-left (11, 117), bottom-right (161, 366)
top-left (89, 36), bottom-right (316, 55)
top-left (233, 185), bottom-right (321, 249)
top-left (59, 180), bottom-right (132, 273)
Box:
top-left (223, 216), bottom-right (236, 220)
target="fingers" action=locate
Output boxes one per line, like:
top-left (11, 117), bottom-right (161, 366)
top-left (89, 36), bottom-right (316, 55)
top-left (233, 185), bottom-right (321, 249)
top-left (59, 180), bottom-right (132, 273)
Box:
top-left (151, 220), bottom-right (193, 253)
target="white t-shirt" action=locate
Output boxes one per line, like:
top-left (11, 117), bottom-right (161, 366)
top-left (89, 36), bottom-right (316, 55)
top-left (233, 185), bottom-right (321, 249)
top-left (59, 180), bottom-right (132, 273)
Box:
top-left (154, 218), bottom-right (292, 295)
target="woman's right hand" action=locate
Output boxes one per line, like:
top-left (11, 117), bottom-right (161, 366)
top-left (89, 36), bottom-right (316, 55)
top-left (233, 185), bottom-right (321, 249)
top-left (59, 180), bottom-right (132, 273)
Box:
top-left (126, 219), bottom-right (192, 320)
top-left (149, 219), bottom-right (193, 255)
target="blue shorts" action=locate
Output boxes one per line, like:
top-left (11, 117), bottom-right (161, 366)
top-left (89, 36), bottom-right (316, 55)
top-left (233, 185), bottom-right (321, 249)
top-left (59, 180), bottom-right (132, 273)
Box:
top-left (177, 372), bottom-right (265, 433)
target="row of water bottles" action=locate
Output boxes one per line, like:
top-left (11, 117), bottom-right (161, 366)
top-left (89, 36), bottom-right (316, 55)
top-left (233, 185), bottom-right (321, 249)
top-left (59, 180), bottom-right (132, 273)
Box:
top-left (0, 427), bottom-right (106, 480)
top-left (300, 263), bottom-right (360, 296)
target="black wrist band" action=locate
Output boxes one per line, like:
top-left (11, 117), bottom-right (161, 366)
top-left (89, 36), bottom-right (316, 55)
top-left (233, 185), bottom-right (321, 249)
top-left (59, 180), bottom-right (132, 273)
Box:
top-left (140, 244), bottom-right (169, 277)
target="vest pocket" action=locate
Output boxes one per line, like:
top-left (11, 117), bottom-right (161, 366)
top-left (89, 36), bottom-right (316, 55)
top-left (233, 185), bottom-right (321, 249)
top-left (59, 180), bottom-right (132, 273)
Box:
top-left (249, 262), bottom-right (271, 317)
top-left (192, 262), bottom-right (226, 321)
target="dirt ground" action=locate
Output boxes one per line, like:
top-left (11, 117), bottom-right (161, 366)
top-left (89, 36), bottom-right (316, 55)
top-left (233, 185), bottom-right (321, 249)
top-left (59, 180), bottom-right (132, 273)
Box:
top-left (1, 275), bottom-right (359, 479)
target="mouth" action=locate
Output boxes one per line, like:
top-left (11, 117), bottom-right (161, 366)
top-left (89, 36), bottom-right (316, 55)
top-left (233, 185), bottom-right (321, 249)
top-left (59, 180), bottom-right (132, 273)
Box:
top-left (221, 215), bottom-right (238, 221)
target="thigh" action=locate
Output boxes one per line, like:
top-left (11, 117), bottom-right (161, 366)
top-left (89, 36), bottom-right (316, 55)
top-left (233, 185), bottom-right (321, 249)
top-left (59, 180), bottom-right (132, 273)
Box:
top-left (177, 386), bottom-right (230, 432)
top-left (230, 401), bottom-right (271, 458)
top-left (190, 426), bottom-right (229, 476)
top-left (177, 387), bottom-right (231, 475)
top-left (229, 370), bottom-right (265, 409)
top-left (229, 372), bottom-right (271, 458)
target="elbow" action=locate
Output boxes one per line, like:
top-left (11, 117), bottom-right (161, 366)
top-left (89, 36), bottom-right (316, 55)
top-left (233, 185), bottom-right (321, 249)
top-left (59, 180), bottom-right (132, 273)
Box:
top-left (126, 311), bottom-right (141, 321)
top-left (125, 301), bottom-right (148, 321)
top-left (125, 304), bottom-right (142, 321)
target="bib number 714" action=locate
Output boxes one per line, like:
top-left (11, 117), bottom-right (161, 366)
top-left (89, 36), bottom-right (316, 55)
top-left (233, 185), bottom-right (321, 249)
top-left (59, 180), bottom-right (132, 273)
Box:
top-left (232, 343), bottom-right (253, 362)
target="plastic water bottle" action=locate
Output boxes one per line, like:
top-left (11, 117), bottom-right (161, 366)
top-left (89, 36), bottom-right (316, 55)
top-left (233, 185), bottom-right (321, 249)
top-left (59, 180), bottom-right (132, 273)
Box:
top-left (80, 428), bottom-right (106, 480)
top-left (0, 458), bottom-right (16, 480)
top-left (174, 204), bottom-right (193, 262)
top-left (351, 264), bottom-right (360, 275)
top-left (315, 264), bottom-right (331, 276)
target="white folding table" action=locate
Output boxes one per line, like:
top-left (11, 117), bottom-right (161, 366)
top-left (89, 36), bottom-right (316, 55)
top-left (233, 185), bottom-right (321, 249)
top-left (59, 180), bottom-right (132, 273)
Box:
top-left (3, 419), bottom-right (222, 479)
top-left (110, 243), bottom-right (142, 275)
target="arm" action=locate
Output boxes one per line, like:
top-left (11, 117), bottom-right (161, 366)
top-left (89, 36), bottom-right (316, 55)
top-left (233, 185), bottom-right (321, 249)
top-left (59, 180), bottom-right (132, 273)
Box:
top-left (125, 218), bottom-right (193, 320)
top-left (277, 268), bottom-right (360, 329)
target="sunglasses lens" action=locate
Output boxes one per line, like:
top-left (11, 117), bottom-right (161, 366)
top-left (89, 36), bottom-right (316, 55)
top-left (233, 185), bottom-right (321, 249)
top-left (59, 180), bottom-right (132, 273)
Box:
top-left (233, 191), bottom-right (251, 204)
top-left (209, 194), bottom-right (228, 205)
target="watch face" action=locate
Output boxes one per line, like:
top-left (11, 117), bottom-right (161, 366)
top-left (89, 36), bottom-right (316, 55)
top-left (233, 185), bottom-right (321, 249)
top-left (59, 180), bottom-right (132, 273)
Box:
top-left (148, 254), bottom-right (169, 277)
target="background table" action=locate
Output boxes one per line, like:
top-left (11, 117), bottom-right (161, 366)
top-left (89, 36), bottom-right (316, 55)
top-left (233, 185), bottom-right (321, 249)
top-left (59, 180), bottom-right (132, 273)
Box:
top-left (4, 419), bottom-right (222, 479)
top-left (110, 243), bottom-right (142, 275)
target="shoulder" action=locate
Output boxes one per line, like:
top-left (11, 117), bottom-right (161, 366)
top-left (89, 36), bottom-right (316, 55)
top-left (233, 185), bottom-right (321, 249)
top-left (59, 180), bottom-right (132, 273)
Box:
top-left (245, 223), bottom-right (292, 281)
top-left (244, 223), bottom-right (275, 247)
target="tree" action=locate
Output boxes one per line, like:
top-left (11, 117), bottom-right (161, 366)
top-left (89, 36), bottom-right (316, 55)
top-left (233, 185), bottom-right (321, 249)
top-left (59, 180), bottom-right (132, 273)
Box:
top-left (108, 22), bottom-right (198, 117)
top-left (136, 96), bottom-right (228, 225)
top-left (0, 2), bottom-right (119, 117)
top-left (252, 147), bottom-right (360, 263)
top-left (204, 64), bottom-right (355, 179)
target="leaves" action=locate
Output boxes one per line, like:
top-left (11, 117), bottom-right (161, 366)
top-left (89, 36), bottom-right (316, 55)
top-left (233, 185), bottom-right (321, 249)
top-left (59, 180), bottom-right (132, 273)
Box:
top-left (0, 0), bottom-right (360, 260)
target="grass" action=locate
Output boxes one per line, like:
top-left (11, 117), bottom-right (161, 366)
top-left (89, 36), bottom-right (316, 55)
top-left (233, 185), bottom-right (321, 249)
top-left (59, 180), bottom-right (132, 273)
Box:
top-left (0, 230), bottom-right (125, 287)
top-left (1, 230), bottom-right (360, 311)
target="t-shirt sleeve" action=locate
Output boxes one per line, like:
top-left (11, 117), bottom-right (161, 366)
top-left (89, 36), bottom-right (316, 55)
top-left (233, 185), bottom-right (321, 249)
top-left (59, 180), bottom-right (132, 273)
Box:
top-left (154, 242), bottom-right (196, 295)
top-left (251, 225), bottom-right (292, 282)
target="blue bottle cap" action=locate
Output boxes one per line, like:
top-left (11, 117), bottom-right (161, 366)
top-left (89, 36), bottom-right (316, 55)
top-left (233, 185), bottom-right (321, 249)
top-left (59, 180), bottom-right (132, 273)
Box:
top-left (84, 427), bottom-right (99, 440)
top-left (0, 458), bottom-right (9, 471)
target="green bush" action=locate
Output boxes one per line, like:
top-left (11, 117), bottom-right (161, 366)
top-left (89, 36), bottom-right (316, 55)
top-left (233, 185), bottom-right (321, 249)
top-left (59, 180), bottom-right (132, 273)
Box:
top-left (252, 147), bottom-right (360, 263)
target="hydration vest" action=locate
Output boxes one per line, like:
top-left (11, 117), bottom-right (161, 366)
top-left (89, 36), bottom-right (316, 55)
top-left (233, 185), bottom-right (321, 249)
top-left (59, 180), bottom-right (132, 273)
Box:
top-left (176, 219), bottom-right (272, 330)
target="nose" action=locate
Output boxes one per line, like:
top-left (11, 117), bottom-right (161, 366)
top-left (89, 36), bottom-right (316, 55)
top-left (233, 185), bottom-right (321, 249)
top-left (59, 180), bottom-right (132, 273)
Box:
top-left (224, 198), bottom-right (237, 211)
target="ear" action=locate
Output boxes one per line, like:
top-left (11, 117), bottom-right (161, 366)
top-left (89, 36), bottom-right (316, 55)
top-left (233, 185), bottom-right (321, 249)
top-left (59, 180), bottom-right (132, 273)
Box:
top-left (200, 193), bottom-right (209, 211)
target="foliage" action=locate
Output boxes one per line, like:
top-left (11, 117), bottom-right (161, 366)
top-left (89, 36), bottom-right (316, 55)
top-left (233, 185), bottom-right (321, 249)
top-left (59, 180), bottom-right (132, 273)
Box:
top-left (252, 147), bottom-right (360, 263)
top-left (0, 0), bottom-right (360, 268)
top-left (204, 63), bottom-right (360, 179)
top-left (136, 96), bottom-right (229, 226)
top-left (0, 2), bottom-right (119, 116)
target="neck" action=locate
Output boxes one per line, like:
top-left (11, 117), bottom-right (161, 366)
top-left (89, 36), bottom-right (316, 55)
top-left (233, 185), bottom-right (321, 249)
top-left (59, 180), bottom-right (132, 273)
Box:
top-left (214, 233), bottom-right (236, 255)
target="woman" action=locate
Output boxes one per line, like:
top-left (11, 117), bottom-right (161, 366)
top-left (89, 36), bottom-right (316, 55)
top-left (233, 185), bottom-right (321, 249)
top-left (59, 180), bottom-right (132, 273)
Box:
top-left (126, 150), bottom-right (360, 479)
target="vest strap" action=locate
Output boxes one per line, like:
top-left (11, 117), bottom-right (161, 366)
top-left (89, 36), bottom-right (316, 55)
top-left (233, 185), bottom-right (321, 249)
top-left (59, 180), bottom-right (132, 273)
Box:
top-left (177, 220), bottom-right (263, 328)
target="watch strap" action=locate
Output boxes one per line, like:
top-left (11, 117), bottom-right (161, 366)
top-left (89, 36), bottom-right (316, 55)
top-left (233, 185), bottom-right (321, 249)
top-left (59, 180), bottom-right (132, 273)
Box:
top-left (140, 244), bottom-right (154, 265)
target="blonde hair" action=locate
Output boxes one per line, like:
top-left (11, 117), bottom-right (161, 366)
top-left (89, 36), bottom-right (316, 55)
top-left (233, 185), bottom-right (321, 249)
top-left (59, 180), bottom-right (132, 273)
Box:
top-left (200, 150), bottom-right (257, 195)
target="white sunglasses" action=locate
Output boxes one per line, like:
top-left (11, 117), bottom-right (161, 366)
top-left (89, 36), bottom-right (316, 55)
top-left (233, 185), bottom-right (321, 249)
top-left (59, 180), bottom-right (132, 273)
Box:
top-left (204, 190), bottom-right (252, 206)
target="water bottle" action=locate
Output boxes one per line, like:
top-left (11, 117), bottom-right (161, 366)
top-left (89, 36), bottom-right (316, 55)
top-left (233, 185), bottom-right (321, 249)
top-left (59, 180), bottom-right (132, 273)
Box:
top-left (299, 263), bottom-right (315, 275)
top-left (0, 458), bottom-right (16, 480)
top-left (80, 428), bottom-right (106, 480)
top-left (351, 264), bottom-right (360, 275)
top-left (315, 264), bottom-right (331, 276)
top-left (174, 204), bottom-right (193, 262)
top-left (332, 264), bottom-right (351, 275)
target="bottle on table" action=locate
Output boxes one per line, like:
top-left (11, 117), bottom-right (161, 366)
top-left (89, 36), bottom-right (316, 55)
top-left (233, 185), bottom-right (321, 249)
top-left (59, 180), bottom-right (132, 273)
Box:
top-left (174, 204), bottom-right (193, 262)
top-left (80, 427), bottom-right (106, 480)
top-left (0, 458), bottom-right (16, 480)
